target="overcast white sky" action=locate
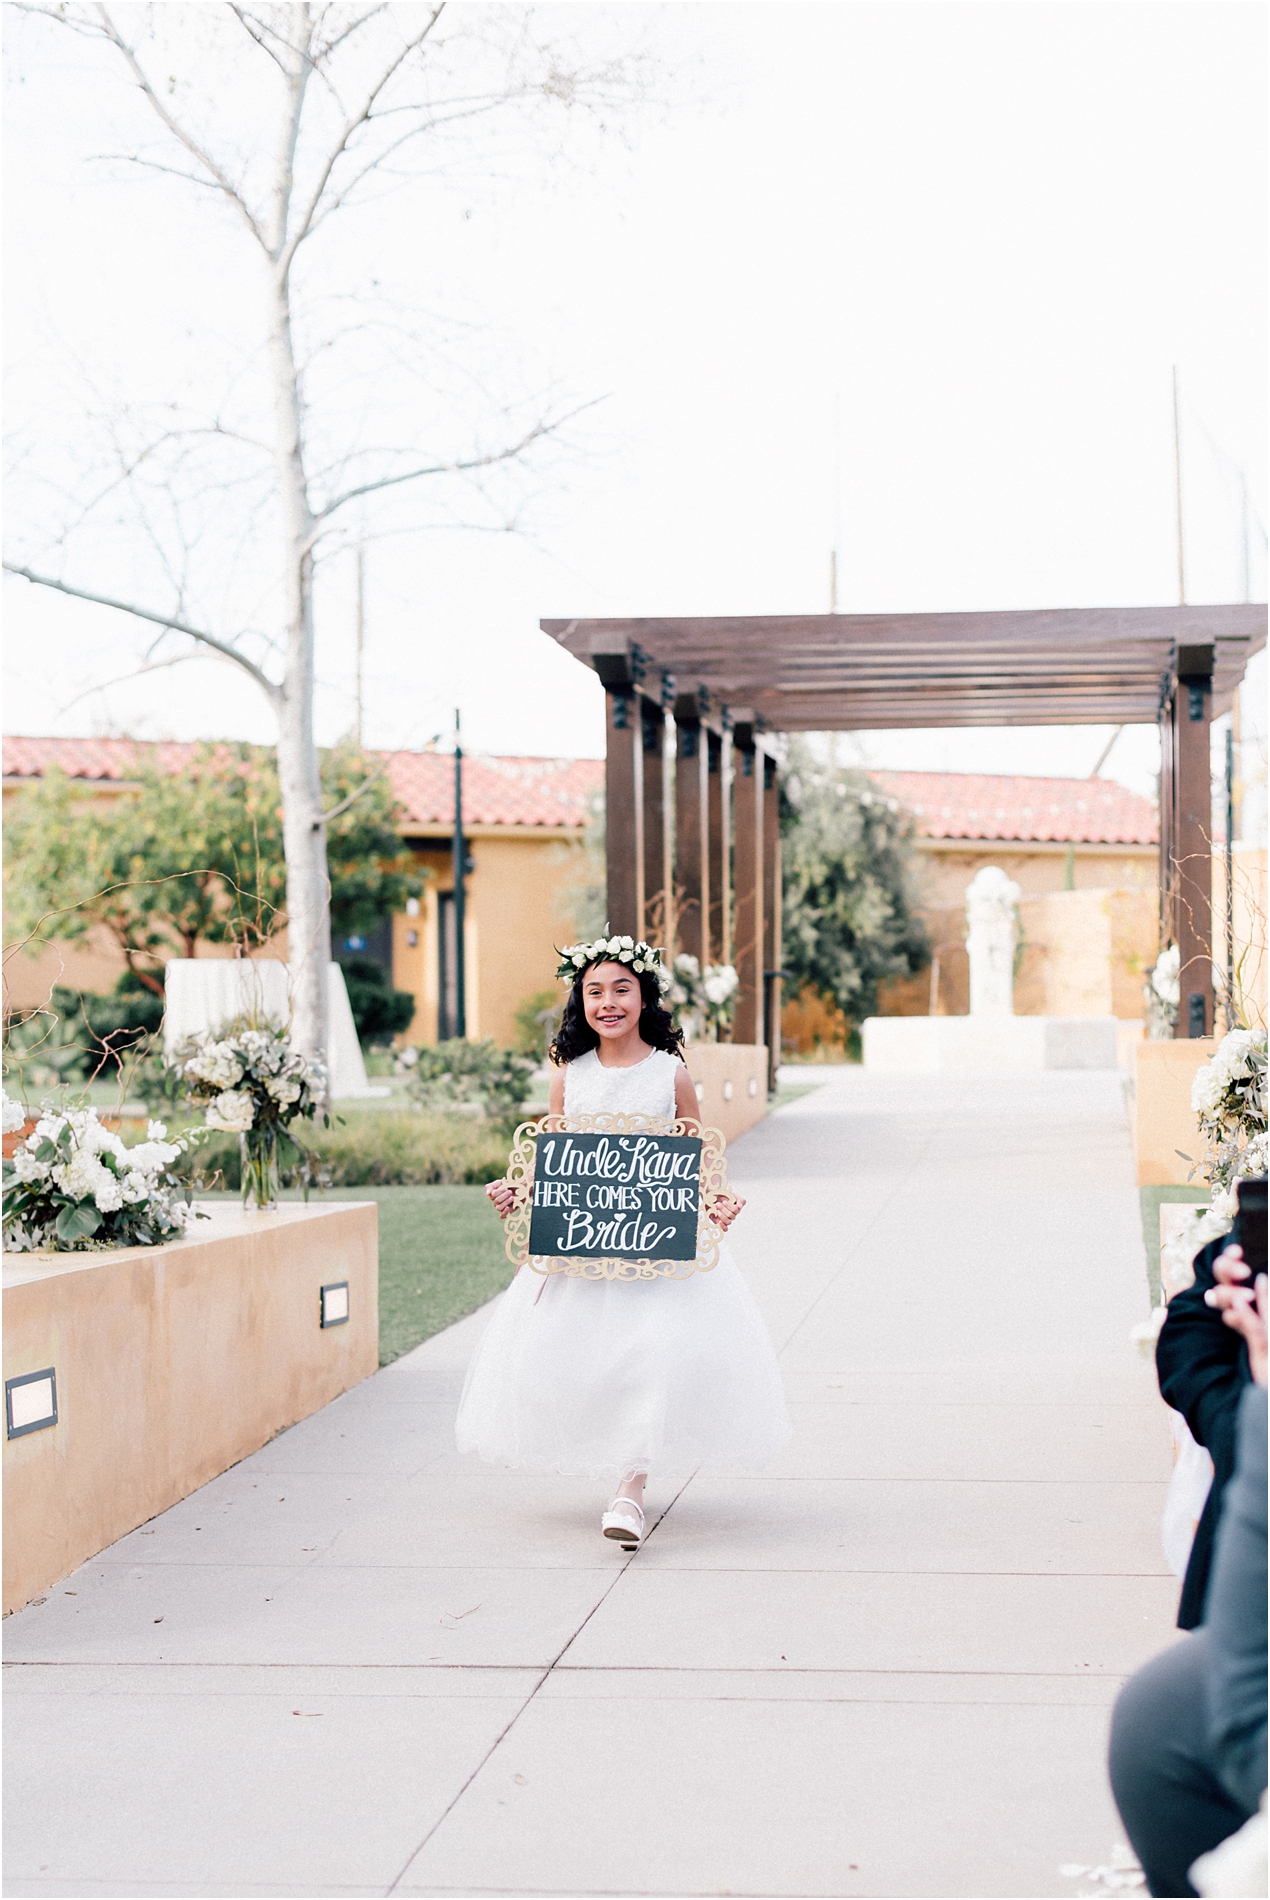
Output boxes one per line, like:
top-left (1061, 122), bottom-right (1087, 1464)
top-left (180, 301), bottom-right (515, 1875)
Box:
top-left (4, 2), bottom-right (1266, 805)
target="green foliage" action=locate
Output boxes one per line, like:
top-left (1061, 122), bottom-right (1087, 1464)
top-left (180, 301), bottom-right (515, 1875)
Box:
top-left (339, 955), bottom-right (417, 1046)
top-left (4, 741), bottom-right (425, 984)
top-left (180, 1110), bottom-right (509, 1190)
top-left (779, 739), bottom-right (929, 1026)
top-left (404, 1039), bottom-right (537, 1126)
top-left (55, 974), bottom-right (165, 1071)
top-left (511, 988), bottom-right (561, 1060)
top-left (321, 739), bottom-right (427, 940)
top-left (3, 1005), bottom-right (97, 1096)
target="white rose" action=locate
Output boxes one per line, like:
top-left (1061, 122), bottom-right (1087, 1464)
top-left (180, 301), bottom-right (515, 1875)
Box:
top-left (1209, 1184), bottom-right (1238, 1224)
top-left (2, 1091), bottom-right (27, 1135)
top-left (633, 959), bottom-right (646, 972)
top-left (618, 935), bottom-right (634, 949)
top-left (204, 1090), bottom-right (256, 1133)
top-left (265, 1076), bottom-right (302, 1104)
top-left (120, 1171), bottom-right (150, 1204)
top-left (572, 950), bottom-right (587, 967)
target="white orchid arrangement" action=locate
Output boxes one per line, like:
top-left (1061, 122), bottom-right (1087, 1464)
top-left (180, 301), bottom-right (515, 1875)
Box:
top-left (669, 953), bottom-right (740, 1042)
top-left (2, 1092), bottom-right (200, 1253)
top-left (555, 935), bottom-right (672, 993)
top-left (1144, 944), bottom-right (1180, 1039)
top-left (171, 1022), bottom-right (324, 1136)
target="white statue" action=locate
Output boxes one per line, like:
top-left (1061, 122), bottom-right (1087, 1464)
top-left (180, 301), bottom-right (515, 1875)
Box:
top-left (965, 867), bottom-right (1021, 1017)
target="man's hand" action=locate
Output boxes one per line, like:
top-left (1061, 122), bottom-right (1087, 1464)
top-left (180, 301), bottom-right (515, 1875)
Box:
top-left (485, 1179), bottom-right (516, 1221)
top-left (1205, 1245), bottom-right (1268, 1386)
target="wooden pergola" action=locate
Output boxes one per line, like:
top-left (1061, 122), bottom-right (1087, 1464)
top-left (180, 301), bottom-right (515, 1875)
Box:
top-left (542, 604), bottom-right (1267, 1061)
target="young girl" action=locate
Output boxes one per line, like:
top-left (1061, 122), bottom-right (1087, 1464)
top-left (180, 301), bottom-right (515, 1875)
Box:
top-left (455, 935), bottom-right (791, 1546)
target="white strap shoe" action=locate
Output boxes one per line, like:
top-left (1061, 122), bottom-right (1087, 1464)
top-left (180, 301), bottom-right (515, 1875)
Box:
top-left (601, 1497), bottom-right (645, 1547)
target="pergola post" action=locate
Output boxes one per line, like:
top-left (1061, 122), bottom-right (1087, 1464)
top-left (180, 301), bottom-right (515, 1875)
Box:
top-left (762, 749), bottom-right (782, 1090)
top-left (707, 727), bottom-right (727, 967)
top-left (641, 696), bottom-right (668, 945)
top-left (603, 683), bottom-right (642, 937)
top-left (731, 721), bottom-right (763, 1045)
top-left (674, 692), bottom-right (708, 963)
top-left (1170, 648), bottom-right (1215, 1038)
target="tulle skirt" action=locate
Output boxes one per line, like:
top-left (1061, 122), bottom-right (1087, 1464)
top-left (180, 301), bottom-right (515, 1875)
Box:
top-left (454, 1248), bottom-right (791, 1481)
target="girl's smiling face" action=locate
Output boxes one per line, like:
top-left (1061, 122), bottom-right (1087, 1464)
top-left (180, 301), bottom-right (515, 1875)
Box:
top-left (581, 960), bottom-right (642, 1044)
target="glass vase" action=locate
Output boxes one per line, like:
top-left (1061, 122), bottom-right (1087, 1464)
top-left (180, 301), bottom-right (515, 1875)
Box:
top-left (240, 1125), bottom-right (280, 1211)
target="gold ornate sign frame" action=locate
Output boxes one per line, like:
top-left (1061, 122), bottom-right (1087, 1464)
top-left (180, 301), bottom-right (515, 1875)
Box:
top-left (503, 1112), bottom-right (731, 1280)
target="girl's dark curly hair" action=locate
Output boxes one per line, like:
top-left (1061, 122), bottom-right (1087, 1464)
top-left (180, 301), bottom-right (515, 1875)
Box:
top-left (550, 958), bottom-right (685, 1066)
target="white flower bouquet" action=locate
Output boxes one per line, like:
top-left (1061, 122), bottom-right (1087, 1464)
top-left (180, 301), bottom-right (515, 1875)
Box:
top-left (1188, 1025), bottom-right (1267, 1224)
top-left (170, 1020), bottom-right (325, 1208)
top-left (669, 954), bottom-right (740, 1041)
top-left (2, 1093), bottom-right (200, 1253)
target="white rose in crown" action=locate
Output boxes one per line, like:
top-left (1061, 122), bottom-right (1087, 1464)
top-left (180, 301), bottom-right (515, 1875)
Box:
top-left (555, 936), bottom-right (672, 993)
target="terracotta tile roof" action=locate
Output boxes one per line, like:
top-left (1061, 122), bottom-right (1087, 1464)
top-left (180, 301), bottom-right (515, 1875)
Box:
top-left (384, 750), bottom-right (602, 829)
top-left (2, 734), bottom-right (603, 830)
top-left (2, 734), bottom-right (194, 782)
top-left (2, 737), bottom-right (1156, 844)
top-left (867, 769), bottom-right (1158, 845)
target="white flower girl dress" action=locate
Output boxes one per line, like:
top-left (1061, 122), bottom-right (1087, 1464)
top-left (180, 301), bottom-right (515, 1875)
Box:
top-left (455, 1046), bottom-right (791, 1479)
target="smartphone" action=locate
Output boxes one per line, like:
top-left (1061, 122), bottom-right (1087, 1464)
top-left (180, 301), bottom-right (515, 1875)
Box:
top-left (1232, 1176), bottom-right (1267, 1279)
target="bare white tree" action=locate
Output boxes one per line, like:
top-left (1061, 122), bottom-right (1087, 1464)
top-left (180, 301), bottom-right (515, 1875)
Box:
top-left (4, 1), bottom-right (654, 1073)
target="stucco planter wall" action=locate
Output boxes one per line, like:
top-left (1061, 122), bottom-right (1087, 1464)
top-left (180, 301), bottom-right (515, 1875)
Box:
top-left (681, 1042), bottom-right (768, 1145)
top-left (1130, 1037), bottom-right (1217, 1187)
top-left (3, 1200), bottom-right (377, 1615)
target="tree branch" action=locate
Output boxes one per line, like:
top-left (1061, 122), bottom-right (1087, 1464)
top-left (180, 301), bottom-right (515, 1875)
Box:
top-left (3, 563), bottom-right (282, 703)
top-left (280, 8), bottom-right (445, 272)
top-left (317, 401), bottom-right (604, 520)
top-left (320, 751), bottom-right (395, 824)
top-left (93, 4), bottom-right (266, 248)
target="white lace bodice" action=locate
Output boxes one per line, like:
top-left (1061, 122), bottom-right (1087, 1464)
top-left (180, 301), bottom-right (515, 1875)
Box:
top-left (562, 1046), bottom-right (680, 1121)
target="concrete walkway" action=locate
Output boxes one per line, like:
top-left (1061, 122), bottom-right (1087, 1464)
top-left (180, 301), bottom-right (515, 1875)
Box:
top-left (5, 1069), bottom-right (1177, 1899)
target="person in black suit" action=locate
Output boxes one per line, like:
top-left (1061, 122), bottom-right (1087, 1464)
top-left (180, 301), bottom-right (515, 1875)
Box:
top-left (1155, 1232), bottom-right (1253, 1628)
top-left (1109, 1240), bottom-right (1267, 1897)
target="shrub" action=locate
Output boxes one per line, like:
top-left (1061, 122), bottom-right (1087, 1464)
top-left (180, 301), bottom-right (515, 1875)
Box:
top-left (404, 1039), bottom-right (536, 1124)
top-left (512, 989), bottom-right (561, 1060)
top-left (165, 1110), bottom-right (509, 1189)
top-left (339, 954), bottom-right (417, 1046)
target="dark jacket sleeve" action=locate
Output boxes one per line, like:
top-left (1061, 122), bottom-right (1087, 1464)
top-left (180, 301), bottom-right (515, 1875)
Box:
top-left (1204, 1383), bottom-right (1268, 1814)
top-left (1156, 1235), bottom-right (1251, 1629)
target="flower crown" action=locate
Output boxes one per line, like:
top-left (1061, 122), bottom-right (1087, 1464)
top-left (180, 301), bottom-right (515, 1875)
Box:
top-left (555, 934), bottom-right (672, 993)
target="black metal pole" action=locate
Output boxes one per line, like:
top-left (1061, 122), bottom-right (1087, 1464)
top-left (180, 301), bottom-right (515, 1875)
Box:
top-left (453, 708), bottom-right (466, 1039)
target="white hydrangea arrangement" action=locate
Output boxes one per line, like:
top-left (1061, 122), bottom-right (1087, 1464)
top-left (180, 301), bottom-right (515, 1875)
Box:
top-left (169, 1021), bottom-right (325, 1208)
top-left (171, 1023), bottom-right (324, 1132)
top-left (1188, 1025), bottom-right (1267, 1229)
top-left (669, 953), bottom-right (740, 1042)
top-left (2, 1091), bottom-right (200, 1252)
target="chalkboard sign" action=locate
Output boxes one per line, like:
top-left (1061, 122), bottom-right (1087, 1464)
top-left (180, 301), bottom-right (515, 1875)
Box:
top-left (529, 1131), bottom-right (702, 1262)
top-left (502, 1111), bottom-right (731, 1281)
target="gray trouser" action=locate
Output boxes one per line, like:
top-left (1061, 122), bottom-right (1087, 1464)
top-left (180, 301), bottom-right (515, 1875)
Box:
top-left (1109, 1632), bottom-right (1253, 1897)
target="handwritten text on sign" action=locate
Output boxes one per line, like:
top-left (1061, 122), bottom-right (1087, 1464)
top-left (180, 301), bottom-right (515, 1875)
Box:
top-left (528, 1133), bottom-right (702, 1261)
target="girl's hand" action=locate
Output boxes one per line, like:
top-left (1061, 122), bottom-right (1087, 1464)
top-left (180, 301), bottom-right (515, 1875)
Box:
top-left (485, 1179), bottom-right (516, 1221)
top-left (712, 1193), bottom-right (746, 1233)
